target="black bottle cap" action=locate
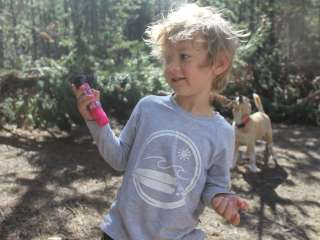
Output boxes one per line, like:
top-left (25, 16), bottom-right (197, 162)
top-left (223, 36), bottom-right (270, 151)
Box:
top-left (72, 74), bottom-right (88, 89)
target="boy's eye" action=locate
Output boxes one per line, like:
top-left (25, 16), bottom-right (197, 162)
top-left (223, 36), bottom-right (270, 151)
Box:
top-left (180, 53), bottom-right (190, 61)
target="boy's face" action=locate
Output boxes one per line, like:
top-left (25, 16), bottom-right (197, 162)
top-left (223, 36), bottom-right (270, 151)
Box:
top-left (163, 40), bottom-right (227, 99)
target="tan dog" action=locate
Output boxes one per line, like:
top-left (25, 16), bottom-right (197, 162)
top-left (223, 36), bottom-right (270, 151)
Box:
top-left (213, 93), bottom-right (273, 172)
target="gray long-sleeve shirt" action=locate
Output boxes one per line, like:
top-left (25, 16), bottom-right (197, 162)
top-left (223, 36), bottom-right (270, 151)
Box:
top-left (86, 95), bottom-right (235, 240)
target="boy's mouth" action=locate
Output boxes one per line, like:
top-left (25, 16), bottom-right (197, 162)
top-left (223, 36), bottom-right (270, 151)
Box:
top-left (171, 77), bottom-right (186, 82)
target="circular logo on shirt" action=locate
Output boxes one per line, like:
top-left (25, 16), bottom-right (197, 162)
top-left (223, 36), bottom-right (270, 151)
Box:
top-left (133, 130), bottom-right (201, 209)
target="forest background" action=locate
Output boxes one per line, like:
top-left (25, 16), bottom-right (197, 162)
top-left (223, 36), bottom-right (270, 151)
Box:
top-left (1, 1), bottom-right (320, 240)
top-left (0, 0), bottom-right (319, 129)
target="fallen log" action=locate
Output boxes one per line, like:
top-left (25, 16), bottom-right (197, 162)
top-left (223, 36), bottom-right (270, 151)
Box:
top-left (0, 69), bottom-right (43, 102)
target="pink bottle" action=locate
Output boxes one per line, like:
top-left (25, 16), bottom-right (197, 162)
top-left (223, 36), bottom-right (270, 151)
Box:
top-left (73, 75), bottom-right (109, 127)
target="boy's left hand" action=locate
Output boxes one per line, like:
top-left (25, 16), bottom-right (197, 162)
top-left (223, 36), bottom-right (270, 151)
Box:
top-left (211, 194), bottom-right (249, 225)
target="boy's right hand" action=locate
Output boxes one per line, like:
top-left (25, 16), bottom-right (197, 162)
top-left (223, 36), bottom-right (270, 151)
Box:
top-left (71, 84), bottom-right (100, 121)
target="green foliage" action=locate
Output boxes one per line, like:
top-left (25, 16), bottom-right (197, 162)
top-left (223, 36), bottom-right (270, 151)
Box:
top-left (0, 0), bottom-right (319, 128)
top-left (99, 51), bottom-right (168, 122)
top-left (1, 47), bottom-right (167, 129)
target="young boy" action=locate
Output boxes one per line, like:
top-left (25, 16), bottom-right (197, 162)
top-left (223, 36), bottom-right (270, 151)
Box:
top-left (73, 3), bottom-right (248, 240)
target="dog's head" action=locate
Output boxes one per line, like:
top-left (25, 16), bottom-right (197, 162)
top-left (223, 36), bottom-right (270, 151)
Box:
top-left (232, 96), bottom-right (252, 124)
top-left (212, 94), bottom-right (252, 125)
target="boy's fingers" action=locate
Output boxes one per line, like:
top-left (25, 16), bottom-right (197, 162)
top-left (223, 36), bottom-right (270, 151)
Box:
top-left (224, 201), bottom-right (236, 222)
top-left (237, 198), bottom-right (249, 210)
top-left (78, 95), bottom-right (94, 107)
top-left (242, 201), bottom-right (249, 210)
top-left (77, 96), bottom-right (92, 116)
top-left (230, 212), bottom-right (240, 225)
top-left (92, 89), bottom-right (99, 94)
top-left (216, 198), bottom-right (228, 215)
top-left (213, 195), bottom-right (249, 225)
top-left (71, 83), bottom-right (96, 121)
top-left (92, 89), bottom-right (100, 99)
top-left (212, 196), bottom-right (224, 209)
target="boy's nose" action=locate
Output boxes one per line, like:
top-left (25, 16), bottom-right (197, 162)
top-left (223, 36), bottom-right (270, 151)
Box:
top-left (166, 60), bottom-right (181, 75)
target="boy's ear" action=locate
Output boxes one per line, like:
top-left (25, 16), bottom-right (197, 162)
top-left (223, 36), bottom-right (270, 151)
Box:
top-left (211, 55), bottom-right (230, 76)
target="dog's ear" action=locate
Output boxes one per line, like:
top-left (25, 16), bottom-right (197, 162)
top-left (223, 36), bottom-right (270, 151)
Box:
top-left (211, 93), bottom-right (233, 108)
top-left (238, 95), bottom-right (250, 104)
top-left (225, 97), bottom-right (235, 108)
top-left (244, 96), bottom-right (251, 103)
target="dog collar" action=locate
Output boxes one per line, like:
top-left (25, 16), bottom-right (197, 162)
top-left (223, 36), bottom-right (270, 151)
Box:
top-left (236, 116), bottom-right (250, 128)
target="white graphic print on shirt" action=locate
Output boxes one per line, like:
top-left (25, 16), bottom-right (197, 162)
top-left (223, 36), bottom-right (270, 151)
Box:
top-left (133, 130), bottom-right (202, 209)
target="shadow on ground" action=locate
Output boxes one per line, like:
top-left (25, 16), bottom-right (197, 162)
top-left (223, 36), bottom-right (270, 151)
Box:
top-left (0, 126), bottom-right (121, 239)
top-left (0, 123), bottom-right (319, 239)
top-left (231, 123), bottom-right (320, 240)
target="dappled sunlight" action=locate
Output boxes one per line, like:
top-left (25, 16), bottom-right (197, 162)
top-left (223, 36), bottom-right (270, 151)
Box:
top-left (228, 123), bottom-right (320, 240)
top-left (1, 124), bottom-right (320, 239)
top-left (0, 125), bottom-right (121, 239)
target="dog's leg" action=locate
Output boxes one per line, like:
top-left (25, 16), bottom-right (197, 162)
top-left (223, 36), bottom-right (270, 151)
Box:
top-left (232, 143), bottom-right (240, 169)
top-left (247, 144), bottom-right (259, 172)
top-left (265, 142), bottom-right (274, 166)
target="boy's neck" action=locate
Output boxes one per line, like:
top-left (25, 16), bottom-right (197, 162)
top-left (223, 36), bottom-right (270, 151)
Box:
top-left (174, 94), bottom-right (213, 117)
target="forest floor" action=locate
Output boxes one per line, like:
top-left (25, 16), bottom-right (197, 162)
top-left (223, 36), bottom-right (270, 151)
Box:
top-left (0, 121), bottom-right (319, 240)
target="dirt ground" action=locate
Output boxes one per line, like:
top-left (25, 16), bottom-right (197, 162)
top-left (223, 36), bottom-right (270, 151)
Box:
top-left (0, 121), bottom-right (319, 240)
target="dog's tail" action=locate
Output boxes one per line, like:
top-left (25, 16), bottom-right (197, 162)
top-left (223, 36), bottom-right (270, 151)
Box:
top-left (253, 93), bottom-right (264, 112)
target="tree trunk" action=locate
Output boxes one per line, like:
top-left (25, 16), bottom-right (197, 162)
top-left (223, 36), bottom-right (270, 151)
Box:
top-left (90, 0), bottom-right (98, 41)
top-left (49, 0), bottom-right (56, 22)
top-left (49, 0), bottom-right (59, 58)
top-left (30, 0), bottom-right (38, 61)
top-left (249, 0), bottom-right (256, 32)
top-left (9, 0), bottom-right (18, 59)
top-left (63, 0), bottom-right (70, 30)
top-left (43, 5), bottom-right (51, 58)
top-left (70, 0), bottom-right (84, 52)
top-left (238, 2), bottom-right (245, 22)
top-left (318, 0), bottom-right (320, 41)
top-left (267, 0), bottom-right (276, 47)
top-left (0, 0), bottom-right (4, 67)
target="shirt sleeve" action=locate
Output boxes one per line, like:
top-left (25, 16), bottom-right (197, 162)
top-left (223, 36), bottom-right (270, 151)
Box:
top-left (201, 126), bottom-right (235, 208)
top-left (86, 102), bottom-right (141, 171)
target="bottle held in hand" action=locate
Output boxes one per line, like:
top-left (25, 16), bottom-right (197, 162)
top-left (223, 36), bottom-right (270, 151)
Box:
top-left (73, 74), bottom-right (109, 127)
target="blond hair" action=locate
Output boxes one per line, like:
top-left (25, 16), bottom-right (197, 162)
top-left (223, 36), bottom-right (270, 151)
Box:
top-left (144, 3), bottom-right (247, 93)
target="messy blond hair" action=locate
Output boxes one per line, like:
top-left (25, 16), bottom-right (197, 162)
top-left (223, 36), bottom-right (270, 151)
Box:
top-left (144, 3), bottom-right (247, 93)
